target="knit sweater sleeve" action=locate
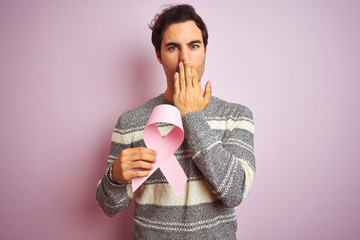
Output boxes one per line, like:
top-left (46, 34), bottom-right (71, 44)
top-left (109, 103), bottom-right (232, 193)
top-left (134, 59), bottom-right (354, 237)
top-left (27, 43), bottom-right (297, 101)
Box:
top-left (95, 116), bottom-right (134, 217)
top-left (182, 105), bottom-right (255, 208)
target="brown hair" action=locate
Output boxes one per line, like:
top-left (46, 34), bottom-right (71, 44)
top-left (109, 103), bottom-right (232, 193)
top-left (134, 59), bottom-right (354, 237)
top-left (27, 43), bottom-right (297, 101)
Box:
top-left (149, 4), bottom-right (208, 56)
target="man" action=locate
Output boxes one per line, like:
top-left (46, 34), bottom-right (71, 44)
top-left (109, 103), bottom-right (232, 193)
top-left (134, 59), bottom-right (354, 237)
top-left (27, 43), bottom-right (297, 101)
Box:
top-left (96, 4), bottom-right (255, 239)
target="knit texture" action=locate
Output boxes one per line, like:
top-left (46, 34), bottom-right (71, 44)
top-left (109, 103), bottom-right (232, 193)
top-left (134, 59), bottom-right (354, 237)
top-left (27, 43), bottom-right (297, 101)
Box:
top-left (96, 95), bottom-right (255, 240)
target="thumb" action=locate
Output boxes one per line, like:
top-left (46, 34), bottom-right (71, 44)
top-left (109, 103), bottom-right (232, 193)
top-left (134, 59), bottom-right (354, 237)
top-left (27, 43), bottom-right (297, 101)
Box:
top-left (203, 81), bottom-right (212, 103)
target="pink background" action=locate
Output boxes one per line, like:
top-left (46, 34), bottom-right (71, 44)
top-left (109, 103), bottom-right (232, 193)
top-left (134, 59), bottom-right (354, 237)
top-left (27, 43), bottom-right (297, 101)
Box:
top-left (1, 1), bottom-right (359, 239)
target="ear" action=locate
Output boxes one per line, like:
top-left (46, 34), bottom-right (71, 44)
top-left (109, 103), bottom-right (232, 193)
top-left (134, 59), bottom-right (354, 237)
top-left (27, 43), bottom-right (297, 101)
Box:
top-left (156, 51), bottom-right (162, 64)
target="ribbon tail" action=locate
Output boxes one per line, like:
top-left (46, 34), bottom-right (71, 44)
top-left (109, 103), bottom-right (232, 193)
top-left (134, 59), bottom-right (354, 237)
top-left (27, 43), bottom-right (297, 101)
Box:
top-left (160, 155), bottom-right (187, 197)
top-left (133, 165), bottom-right (161, 192)
top-left (132, 176), bottom-right (147, 193)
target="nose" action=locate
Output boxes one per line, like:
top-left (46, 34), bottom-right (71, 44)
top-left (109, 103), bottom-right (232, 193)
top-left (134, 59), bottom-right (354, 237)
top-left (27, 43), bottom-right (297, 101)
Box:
top-left (179, 48), bottom-right (191, 63)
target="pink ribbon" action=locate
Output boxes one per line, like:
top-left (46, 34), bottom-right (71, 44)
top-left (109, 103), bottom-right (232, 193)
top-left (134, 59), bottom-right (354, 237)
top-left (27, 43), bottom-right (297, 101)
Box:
top-left (131, 104), bottom-right (187, 197)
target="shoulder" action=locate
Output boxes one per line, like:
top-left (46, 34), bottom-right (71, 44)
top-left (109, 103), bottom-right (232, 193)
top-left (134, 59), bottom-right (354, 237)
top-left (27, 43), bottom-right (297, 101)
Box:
top-left (207, 96), bottom-right (253, 120)
top-left (115, 95), bottom-right (163, 130)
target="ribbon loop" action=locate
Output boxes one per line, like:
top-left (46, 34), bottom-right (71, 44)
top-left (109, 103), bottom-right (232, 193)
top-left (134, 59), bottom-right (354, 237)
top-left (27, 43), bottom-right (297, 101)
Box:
top-left (131, 104), bottom-right (187, 197)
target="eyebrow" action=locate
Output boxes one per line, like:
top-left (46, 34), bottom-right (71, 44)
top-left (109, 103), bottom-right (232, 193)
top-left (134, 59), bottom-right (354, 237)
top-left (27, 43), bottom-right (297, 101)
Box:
top-left (164, 40), bottom-right (202, 47)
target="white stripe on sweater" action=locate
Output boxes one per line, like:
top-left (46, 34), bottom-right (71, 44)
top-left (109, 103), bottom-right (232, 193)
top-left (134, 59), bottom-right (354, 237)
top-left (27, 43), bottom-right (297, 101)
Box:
top-left (219, 159), bottom-right (239, 198)
top-left (112, 119), bottom-right (254, 144)
top-left (217, 156), bottom-right (236, 193)
top-left (135, 212), bottom-right (236, 227)
top-left (134, 213), bottom-right (236, 232)
top-left (111, 125), bottom-right (173, 144)
top-left (135, 180), bottom-right (217, 206)
top-left (234, 157), bottom-right (255, 199)
top-left (207, 119), bottom-right (255, 133)
top-left (224, 138), bottom-right (255, 155)
top-left (192, 140), bottom-right (221, 159)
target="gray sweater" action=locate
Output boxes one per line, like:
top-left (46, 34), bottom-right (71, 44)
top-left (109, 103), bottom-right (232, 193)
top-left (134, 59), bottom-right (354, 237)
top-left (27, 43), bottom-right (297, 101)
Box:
top-left (96, 95), bottom-right (255, 239)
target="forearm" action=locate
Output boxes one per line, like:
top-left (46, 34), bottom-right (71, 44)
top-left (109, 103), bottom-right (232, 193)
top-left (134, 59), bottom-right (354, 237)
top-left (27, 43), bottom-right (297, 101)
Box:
top-left (182, 110), bottom-right (255, 207)
top-left (95, 163), bottom-right (133, 217)
top-left (95, 120), bottom-right (134, 216)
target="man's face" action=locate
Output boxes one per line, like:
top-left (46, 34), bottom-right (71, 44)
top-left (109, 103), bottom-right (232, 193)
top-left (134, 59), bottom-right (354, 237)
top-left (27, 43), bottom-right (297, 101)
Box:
top-left (157, 20), bottom-right (207, 84)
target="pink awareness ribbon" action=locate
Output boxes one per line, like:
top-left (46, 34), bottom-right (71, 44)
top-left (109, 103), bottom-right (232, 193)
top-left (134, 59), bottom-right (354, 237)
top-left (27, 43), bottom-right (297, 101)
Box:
top-left (131, 104), bottom-right (187, 197)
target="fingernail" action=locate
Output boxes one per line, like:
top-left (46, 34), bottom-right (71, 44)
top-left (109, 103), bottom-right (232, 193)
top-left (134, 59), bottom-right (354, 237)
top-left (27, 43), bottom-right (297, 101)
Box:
top-left (175, 72), bottom-right (179, 78)
top-left (180, 62), bottom-right (183, 67)
top-left (190, 60), bottom-right (193, 65)
top-left (154, 151), bottom-right (158, 156)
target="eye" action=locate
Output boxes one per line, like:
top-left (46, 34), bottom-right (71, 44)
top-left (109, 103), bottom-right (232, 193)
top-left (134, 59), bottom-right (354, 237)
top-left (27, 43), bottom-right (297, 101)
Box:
top-left (168, 46), bottom-right (178, 51)
top-left (190, 44), bottom-right (199, 49)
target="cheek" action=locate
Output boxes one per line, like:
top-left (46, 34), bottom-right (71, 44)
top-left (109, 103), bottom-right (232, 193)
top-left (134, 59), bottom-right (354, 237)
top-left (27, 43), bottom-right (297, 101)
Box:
top-left (194, 53), bottom-right (206, 76)
top-left (192, 51), bottom-right (204, 61)
top-left (192, 51), bottom-right (205, 63)
top-left (162, 56), bottom-right (178, 68)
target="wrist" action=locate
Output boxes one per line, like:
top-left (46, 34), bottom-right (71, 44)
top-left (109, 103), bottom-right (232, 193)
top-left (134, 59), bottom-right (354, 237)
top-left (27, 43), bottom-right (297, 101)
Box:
top-left (108, 163), bottom-right (117, 183)
top-left (109, 163), bottom-right (128, 185)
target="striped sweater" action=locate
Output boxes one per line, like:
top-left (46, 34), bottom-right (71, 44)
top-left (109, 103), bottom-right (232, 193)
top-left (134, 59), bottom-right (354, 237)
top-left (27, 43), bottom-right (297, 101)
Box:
top-left (96, 95), bottom-right (255, 239)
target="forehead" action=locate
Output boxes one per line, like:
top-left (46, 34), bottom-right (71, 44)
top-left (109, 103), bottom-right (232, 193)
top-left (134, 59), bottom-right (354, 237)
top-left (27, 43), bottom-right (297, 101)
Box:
top-left (162, 20), bottom-right (203, 44)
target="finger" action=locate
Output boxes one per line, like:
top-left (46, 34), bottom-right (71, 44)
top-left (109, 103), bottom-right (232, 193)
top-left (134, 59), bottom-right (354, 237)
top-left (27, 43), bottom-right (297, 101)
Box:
top-left (129, 152), bottom-right (157, 163)
top-left (174, 72), bottom-right (180, 95)
top-left (185, 61), bottom-right (192, 88)
top-left (131, 170), bottom-right (150, 179)
top-left (131, 147), bottom-right (157, 156)
top-left (179, 61), bottom-right (185, 91)
top-left (191, 65), bottom-right (199, 88)
top-left (203, 81), bottom-right (212, 105)
top-left (125, 169), bottom-right (149, 181)
top-left (132, 160), bottom-right (154, 170)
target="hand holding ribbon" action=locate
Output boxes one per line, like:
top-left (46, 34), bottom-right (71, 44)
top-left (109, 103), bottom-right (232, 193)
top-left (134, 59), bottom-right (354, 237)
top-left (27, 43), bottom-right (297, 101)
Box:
top-left (131, 104), bottom-right (187, 197)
